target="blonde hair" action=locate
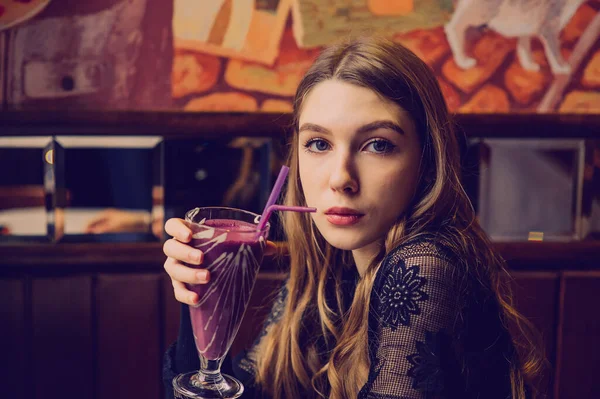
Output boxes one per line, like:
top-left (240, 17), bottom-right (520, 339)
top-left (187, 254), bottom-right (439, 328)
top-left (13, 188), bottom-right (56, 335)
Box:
top-left (254, 37), bottom-right (544, 398)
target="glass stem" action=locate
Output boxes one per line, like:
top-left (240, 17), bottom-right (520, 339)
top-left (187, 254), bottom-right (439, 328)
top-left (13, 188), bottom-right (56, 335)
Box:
top-left (199, 357), bottom-right (225, 385)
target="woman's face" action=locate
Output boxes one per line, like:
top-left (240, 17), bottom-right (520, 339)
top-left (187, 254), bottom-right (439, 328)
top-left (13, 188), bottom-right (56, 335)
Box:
top-left (298, 79), bottom-right (422, 252)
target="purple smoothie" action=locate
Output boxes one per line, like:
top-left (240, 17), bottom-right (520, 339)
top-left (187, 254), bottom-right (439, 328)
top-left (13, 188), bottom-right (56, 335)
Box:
top-left (187, 219), bottom-right (266, 360)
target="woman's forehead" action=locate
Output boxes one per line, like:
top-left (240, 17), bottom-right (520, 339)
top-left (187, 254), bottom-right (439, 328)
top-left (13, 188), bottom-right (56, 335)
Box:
top-left (298, 80), bottom-right (415, 134)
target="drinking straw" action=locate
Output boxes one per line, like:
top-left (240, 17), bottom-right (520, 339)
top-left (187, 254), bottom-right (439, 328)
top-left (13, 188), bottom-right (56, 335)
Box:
top-left (255, 166), bottom-right (316, 235)
top-left (259, 205), bottom-right (317, 232)
top-left (257, 165), bottom-right (289, 231)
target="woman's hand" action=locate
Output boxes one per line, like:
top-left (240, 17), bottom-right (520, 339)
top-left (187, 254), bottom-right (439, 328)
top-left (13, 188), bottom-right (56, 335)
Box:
top-left (163, 218), bottom-right (206, 306)
top-left (163, 217), bottom-right (277, 306)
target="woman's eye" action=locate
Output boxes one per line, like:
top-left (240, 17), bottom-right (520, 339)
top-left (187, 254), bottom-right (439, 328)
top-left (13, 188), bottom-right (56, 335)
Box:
top-left (364, 139), bottom-right (395, 154)
top-left (305, 139), bottom-right (330, 152)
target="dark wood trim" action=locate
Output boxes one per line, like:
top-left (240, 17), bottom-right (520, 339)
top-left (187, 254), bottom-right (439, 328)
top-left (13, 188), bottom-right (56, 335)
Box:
top-left (453, 113), bottom-right (600, 139)
top-left (1, 111), bottom-right (599, 138)
top-left (552, 272), bottom-right (565, 399)
top-left (494, 241), bottom-right (600, 269)
top-left (0, 240), bottom-right (599, 272)
top-left (0, 242), bottom-right (164, 270)
top-left (0, 111), bottom-right (294, 138)
top-left (560, 270), bottom-right (600, 277)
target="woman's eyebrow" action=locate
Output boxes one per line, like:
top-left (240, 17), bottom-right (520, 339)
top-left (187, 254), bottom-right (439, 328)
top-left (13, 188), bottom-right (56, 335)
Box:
top-left (298, 120), bottom-right (405, 135)
top-left (356, 120), bottom-right (405, 135)
top-left (298, 123), bottom-right (331, 135)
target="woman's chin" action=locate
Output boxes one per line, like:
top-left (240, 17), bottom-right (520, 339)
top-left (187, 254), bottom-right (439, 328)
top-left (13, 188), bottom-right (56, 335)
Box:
top-left (321, 233), bottom-right (369, 252)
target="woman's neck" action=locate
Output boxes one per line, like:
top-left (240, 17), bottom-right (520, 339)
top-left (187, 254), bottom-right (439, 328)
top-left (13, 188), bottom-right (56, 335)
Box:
top-left (352, 239), bottom-right (384, 277)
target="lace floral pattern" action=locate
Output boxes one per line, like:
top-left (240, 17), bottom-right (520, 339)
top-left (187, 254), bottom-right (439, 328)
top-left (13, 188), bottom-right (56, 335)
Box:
top-left (379, 260), bottom-right (428, 330)
top-left (406, 330), bottom-right (448, 394)
top-left (361, 236), bottom-right (464, 398)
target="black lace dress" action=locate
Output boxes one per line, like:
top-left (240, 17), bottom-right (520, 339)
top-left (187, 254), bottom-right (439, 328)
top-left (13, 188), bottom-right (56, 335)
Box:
top-left (163, 235), bottom-right (520, 398)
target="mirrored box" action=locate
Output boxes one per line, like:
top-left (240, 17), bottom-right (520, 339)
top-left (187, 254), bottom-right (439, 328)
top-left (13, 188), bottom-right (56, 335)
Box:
top-left (163, 137), bottom-right (275, 238)
top-left (48, 136), bottom-right (164, 242)
top-left (581, 139), bottom-right (600, 240)
top-left (477, 139), bottom-right (585, 242)
top-left (0, 137), bottom-right (51, 242)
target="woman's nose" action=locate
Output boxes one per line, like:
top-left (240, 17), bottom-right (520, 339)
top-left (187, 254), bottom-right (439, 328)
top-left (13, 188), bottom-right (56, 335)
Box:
top-left (329, 153), bottom-right (358, 194)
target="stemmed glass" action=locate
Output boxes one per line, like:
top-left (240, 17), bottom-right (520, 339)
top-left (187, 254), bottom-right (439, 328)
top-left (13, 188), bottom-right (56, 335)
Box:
top-left (172, 207), bottom-right (270, 399)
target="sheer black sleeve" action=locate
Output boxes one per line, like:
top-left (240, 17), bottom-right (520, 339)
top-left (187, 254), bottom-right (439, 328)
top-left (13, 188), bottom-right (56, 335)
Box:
top-left (358, 238), bottom-right (514, 399)
top-left (357, 240), bottom-right (464, 398)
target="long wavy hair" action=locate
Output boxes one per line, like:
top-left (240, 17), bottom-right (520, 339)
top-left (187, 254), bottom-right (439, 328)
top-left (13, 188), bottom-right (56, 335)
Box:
top-left (254, 37), bottom-right (544, 399)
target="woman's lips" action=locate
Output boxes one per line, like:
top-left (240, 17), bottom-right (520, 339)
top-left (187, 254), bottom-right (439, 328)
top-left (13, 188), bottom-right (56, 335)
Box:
top-left (324, 207), bottom-right (365, 226)
top-left (325, 214), bottom-right (364, 226)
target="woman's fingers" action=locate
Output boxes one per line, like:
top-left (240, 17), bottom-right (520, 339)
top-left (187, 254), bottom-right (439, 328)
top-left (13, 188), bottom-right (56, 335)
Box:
top-left (164, 217), bottom-right (209, 306)
top-left (163, 238), bottom-right (203, 265)
top-left (171, 279), bottom-right (199, 306)
top-left (163, 256), bottom-right (210, 285)
top-left (165, 218), bottom-right (192, 242)
top-left (164, 257), bottom-right (210, 306)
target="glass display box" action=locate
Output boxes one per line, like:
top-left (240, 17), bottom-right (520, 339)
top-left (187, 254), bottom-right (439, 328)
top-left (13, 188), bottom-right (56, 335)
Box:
top-left (0, 135), bottom-right (276, 243)
top-left (50, 136), bottom-right (164, 242)
top-left (0, 136), bottom-right (51, 241)
top-left (477, 139), bottom-right (586, 242)
top-left (0, 136), bottom-right (163, 242)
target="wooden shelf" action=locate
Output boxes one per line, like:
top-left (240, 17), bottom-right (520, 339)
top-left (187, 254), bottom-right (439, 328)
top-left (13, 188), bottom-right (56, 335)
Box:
top-left (495, 240), bottom-right (600, 269)
top-left (0, 241), bottom-right (290, 275)
top-left (0, 240), bottom-right (598, 273)
top-left (0, 111), bottom-right (293, 138)
top-left (1, 111), bottom-right (599, 138)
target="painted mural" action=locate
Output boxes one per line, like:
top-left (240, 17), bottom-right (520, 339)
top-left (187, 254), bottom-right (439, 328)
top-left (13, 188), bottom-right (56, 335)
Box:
top-left (1, 0), bottom-right (599, 113)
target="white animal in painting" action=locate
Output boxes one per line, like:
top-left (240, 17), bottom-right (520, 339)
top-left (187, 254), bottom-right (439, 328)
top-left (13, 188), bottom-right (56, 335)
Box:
top-left (444, 0), bottom-right (588, 75)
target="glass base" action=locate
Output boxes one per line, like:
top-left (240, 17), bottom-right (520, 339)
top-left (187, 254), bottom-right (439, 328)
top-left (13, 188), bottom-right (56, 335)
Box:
top-left (173, 371), bottom-right (244, 399)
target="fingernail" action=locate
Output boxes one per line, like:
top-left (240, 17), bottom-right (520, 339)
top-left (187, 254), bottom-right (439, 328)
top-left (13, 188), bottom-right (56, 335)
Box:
top-left (190, 295), bottom-right (199, 306)
top-left (189, 250), bottom-right (202, 262)
top-left (196, 270), bottom-right (208, 282)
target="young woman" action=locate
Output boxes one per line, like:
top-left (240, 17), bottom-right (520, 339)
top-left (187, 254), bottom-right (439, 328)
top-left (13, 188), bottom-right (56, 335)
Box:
top-left (162, 37), bottom-right (543, 398)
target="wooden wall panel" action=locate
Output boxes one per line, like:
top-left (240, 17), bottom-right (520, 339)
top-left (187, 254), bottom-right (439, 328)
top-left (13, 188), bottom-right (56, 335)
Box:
top-left (162, 274), bottom-right (180, 351)
top-left (509, 272), bottom-right (560, 398)
top-left (31, 276), bottom-right (93, 399)
top-left (0, 279), bottom-right (26, 399)
top-left (96, 273), bottom-right (162, 399)
top-left (556, 272), bottom-right (600, 399)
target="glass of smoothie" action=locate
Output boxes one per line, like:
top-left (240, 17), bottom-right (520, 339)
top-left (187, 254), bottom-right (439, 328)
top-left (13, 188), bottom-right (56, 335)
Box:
top-left (172, 206), bottom-right (270, 399)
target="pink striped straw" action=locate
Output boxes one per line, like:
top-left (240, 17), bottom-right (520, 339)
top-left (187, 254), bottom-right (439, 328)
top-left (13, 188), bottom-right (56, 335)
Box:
top-left (255, 166), bottom-right (316, 237)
